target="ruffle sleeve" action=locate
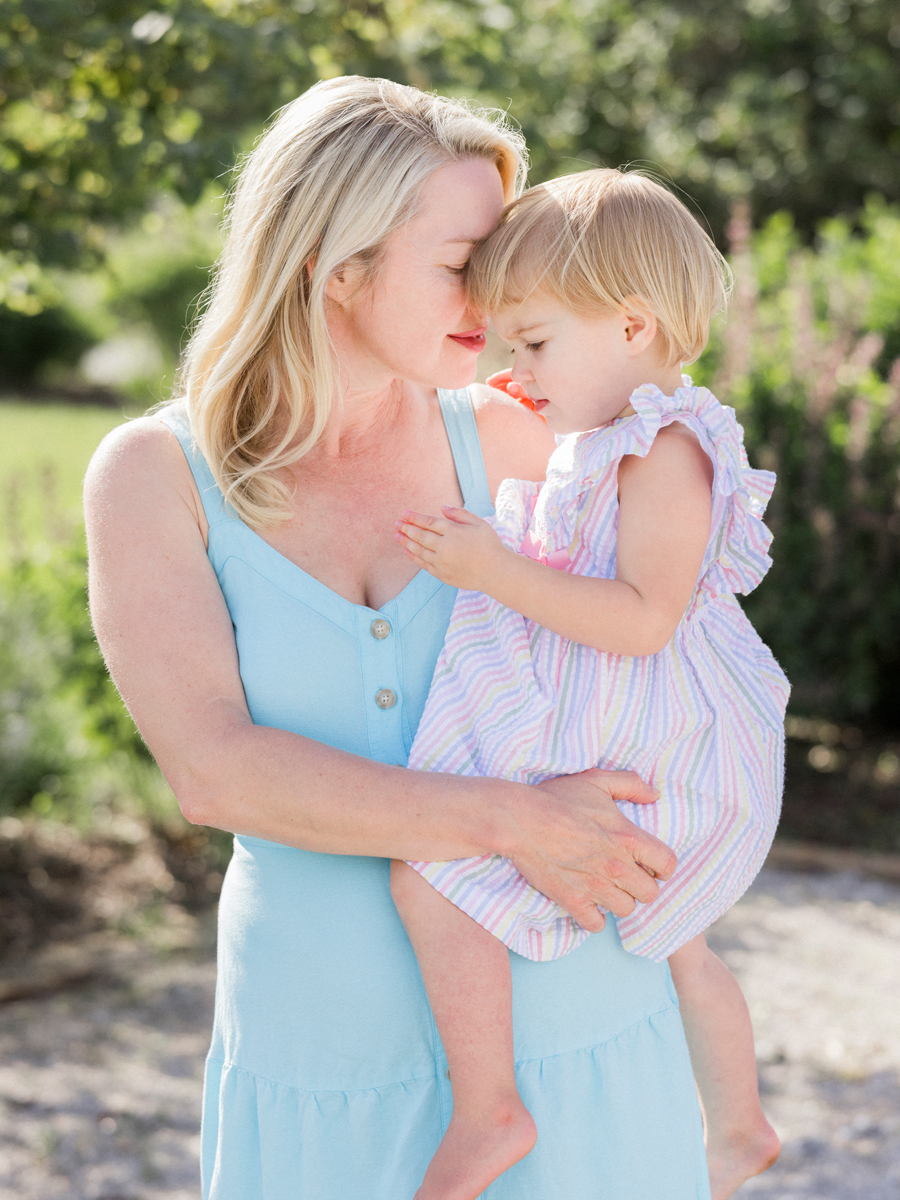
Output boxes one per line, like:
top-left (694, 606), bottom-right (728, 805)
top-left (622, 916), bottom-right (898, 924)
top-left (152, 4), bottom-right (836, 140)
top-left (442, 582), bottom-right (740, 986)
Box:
top-left (533, 381), bottom-right (777, 600)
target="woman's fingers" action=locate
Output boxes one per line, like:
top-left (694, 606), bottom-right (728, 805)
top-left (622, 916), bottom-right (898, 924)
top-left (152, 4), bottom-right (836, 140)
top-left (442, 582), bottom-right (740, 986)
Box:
top-left (557, 768), bottom-right (675, 884)
top-left (620, 831), bottom-right (676, 887)
top-left (565, 900), bottom-right (607, 934)
top-left (508, 768), bottom-right (678, 920)
top-left (583, 767), bottom-right (659, 805)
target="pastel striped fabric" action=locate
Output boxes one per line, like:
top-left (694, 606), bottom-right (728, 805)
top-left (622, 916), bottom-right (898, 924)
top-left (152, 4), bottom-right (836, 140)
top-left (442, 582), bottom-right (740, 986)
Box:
top-left (406, 382), bottom-right (789, 963)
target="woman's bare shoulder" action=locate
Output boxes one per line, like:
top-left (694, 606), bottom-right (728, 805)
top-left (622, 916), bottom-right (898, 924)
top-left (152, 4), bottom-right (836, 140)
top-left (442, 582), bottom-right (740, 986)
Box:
top-left (87, 414), bottom-right (183, 480)
top-left (469, 383), bottom-right (556, 495)
top-left (84, 414), bottom-right (207, 539)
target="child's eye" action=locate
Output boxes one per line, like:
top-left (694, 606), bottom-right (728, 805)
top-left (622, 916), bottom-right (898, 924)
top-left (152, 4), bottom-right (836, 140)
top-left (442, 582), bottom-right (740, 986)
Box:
top-left (524, 341), bottom-right (544, 352)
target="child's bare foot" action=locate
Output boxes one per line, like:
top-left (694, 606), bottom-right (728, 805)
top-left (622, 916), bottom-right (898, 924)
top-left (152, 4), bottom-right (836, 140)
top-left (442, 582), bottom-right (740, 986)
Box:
top-left (706, 1118), bottom-right (780, 1200)
top-left (414, 1098), bottom-right (537, 1200)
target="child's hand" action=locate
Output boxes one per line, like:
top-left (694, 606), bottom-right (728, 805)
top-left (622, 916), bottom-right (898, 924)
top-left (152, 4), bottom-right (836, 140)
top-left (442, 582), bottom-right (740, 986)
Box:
top-left (486, 368), bottom-right (535, 407)
top-left (486, 369), bottom-right (546, 420)
top-left (396, 506), bottom-right (511, 591)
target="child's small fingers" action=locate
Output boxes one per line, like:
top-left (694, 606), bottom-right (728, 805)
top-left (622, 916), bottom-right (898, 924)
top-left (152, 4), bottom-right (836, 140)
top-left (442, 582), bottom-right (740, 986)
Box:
top-left (399, 509), bottom-right (447, 534)
top-left (395, 530), bottom-right (435, 559)
top-left (441, 506), bottom-right (483, 527)
top-left (396, 522), bottom-right (441, 551)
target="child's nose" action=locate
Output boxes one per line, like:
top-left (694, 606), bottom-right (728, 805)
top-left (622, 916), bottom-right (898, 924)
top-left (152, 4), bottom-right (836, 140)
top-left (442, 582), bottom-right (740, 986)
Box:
top-left (510, 358), bottom-right (533, 384)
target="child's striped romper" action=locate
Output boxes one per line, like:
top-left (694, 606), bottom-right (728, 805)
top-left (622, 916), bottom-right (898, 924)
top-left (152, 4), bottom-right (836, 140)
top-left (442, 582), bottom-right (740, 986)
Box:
top-left (406, 381), bottom-right (789, 963)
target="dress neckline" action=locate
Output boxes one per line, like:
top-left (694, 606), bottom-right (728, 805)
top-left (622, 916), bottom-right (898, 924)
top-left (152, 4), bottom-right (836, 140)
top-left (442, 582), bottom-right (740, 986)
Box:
top-left (235, 517), bottom-right (430, 617)
top-left (156, 387), bottom-right (489, 624)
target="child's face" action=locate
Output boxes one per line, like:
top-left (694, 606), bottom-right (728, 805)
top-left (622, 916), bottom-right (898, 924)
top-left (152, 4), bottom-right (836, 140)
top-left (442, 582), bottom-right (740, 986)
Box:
top-left (492, 293), bottom-right (652, 435)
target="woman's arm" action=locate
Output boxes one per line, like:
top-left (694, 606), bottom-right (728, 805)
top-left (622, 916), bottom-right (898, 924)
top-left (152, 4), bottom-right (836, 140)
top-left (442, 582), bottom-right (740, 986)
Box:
top-left (84, 417), bottom-right (674, 930)
top-left (398, 423), bottom-right (713, 656)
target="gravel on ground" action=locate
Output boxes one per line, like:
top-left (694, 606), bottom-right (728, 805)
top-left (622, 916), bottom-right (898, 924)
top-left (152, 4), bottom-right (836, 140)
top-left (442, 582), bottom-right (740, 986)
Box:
top-left (1, 863), bottom-right (899, 1199)
top-left (707, 867), bottom-right (900, 1199)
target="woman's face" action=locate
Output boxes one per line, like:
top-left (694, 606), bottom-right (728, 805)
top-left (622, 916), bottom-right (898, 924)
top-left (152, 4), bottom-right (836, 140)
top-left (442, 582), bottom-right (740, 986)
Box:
top-left (330, 157), bottom-right (506, 392)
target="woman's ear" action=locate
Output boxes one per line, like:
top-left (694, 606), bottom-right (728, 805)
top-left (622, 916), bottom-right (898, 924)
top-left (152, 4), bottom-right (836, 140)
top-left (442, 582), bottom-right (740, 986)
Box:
top-left (324, 258), bottom-right (365, 307)
top-left (621, 298), bottom-right (658, 357)
top-left (324, 266), bottom-right (350, 306)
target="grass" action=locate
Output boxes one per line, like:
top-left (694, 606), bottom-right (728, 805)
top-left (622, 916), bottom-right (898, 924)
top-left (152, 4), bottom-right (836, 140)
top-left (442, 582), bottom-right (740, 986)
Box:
top-left (0, 399), bottom-right (135, 555)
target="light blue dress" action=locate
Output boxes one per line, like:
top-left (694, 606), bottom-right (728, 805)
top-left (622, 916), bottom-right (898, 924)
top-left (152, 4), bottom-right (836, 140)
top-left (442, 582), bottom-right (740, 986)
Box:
top-left (157, 391), bottom-right (710, 1200)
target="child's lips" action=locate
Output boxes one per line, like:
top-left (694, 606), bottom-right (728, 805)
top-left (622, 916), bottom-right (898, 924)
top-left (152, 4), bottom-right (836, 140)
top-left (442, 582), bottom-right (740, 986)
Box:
top-left (448, 328), bottom-right (487, 352)
top-left (516, 395), bottom-right (549, 423)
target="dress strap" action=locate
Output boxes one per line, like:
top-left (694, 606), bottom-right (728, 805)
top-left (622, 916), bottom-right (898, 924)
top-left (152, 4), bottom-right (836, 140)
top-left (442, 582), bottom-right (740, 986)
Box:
top-left (437, 387), bottom-right (494, 517)
top-left (153, 402), bottom-right (233, 527)
top-left (156, 390), bottom-right (494, 525)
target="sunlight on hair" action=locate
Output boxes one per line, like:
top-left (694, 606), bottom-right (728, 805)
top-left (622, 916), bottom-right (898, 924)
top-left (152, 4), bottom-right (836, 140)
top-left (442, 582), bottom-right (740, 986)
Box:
top-left (467, 168), bottom-right (731, 368)
top-left (177, 76), bottom-right (527, 528)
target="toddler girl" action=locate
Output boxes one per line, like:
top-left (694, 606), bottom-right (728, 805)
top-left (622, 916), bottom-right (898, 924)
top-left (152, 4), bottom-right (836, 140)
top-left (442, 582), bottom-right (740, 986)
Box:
top-left (390, 169), bottom-right (788, 1200)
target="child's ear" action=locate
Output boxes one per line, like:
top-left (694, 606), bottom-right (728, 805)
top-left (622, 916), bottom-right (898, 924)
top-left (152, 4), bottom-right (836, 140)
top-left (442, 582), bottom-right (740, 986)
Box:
top-left (621, 298), bottom-right (658, 356)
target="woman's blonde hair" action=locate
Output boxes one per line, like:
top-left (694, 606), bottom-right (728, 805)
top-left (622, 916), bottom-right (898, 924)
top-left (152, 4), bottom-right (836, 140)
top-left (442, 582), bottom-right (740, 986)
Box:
top-left (178, 76), bottom-right (527, 527)
top-left (467, 168), bottom-right (731, 366)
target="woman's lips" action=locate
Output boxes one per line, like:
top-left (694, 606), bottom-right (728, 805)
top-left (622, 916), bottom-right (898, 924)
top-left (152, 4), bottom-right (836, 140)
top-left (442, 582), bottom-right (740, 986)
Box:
top-left (448, 328), bottom-right (487, 352)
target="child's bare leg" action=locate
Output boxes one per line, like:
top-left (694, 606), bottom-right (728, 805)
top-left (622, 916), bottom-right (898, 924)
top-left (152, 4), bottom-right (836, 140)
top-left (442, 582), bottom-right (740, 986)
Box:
top-left (390, 860), bottom-right (537, 1200)
top-left (668, 935), bottom-right (780, 1200)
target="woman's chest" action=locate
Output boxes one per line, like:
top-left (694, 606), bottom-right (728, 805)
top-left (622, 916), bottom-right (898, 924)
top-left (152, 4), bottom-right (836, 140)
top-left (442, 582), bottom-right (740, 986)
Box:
top-left (258, 448), bottom-right (464, 609)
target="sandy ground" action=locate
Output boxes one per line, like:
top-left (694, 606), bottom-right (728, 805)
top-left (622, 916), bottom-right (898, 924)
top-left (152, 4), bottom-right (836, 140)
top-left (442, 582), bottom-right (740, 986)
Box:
top-left (1, 866), bottom-right (899, 1199)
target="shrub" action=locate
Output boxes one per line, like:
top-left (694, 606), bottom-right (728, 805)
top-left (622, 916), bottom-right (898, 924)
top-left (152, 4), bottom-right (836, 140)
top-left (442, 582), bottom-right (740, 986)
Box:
top-left (0, 531), bottom-right (233, 877)
top-left (694, 198), bottom-right (900, 725)
top-left (0, 539), bottom-right (150, 818)
top-left (0, 304), bottom-right (96, 387)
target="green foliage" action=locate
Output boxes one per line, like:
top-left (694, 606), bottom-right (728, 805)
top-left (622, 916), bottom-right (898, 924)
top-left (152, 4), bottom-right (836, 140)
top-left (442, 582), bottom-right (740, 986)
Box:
top-left (104, 192), bottom-right (223, 362)
top-left (700, 200), bottom-right (900, 724)
top-left (0, 540), bottom-right (154, 821)
top-left (3, 0), bottom-right (899, 316)
top-left (0, 302), bottom-right (96, 384)
top-left (0, 0), bottom-right (404, 293)
top-left (409, 0), bottom-right (900, 237)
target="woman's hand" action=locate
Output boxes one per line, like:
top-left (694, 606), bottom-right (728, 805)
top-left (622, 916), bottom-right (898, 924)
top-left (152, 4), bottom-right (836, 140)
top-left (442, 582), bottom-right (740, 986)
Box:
top-left (504, 769), bottom-right (676, 932)
top-left (395, 505), bottom-right (513, 592)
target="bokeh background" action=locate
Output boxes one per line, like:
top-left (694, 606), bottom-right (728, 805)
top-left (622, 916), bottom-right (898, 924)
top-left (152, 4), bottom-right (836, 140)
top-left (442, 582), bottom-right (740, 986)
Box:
top-left (2, 2), bottom-right (900, 1196)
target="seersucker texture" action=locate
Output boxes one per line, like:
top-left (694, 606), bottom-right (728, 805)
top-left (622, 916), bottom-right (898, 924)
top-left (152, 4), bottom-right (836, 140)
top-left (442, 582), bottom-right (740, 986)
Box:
top-left (407, 381), bottom-right (790, 962)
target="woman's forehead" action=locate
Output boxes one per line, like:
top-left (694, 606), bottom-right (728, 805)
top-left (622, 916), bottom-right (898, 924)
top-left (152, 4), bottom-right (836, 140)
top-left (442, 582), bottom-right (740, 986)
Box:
top-left (410, 159), bottom-right (505, 243)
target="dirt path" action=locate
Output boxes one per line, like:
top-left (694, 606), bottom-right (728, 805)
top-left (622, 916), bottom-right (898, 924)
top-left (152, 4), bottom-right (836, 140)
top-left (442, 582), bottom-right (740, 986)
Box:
top-left (708, 868), bottom-right (900, 1199)
top-left (1, 867), bottom-right (899, 1198)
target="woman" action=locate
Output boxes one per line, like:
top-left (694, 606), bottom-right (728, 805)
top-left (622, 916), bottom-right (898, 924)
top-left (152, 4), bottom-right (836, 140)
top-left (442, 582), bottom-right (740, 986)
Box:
top-left (85, 77), bottom-right (710, 1199)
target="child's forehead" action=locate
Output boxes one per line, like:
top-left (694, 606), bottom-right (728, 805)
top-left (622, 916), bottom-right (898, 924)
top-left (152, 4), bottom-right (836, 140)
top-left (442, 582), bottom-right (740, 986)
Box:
top-left (491, 293), bottom-right (568, 336)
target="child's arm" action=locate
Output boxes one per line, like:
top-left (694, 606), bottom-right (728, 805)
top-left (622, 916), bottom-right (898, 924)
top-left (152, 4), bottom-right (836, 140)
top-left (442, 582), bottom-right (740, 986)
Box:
top-left (396, 424), bottom-right (713, 656)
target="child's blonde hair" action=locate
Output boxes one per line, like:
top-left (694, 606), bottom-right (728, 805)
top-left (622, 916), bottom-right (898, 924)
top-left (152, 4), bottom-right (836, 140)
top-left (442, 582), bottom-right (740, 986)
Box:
top-left (467, 168), bottom-right (731, 366)
top-left (178, 76), bottom-right (526, 528)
